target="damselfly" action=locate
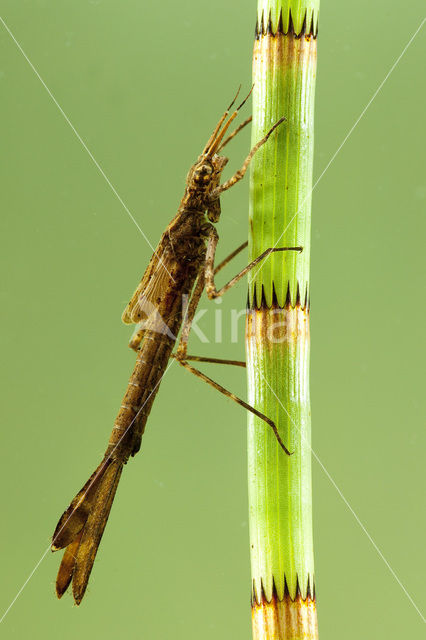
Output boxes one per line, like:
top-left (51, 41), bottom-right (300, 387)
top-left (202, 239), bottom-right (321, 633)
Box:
top-left (51, 88), bottom-right (301, 604)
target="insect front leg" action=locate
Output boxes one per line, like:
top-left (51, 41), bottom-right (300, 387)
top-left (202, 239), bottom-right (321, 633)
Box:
top-left (216, 116), bottom-right (252, 153)
top-left (209, 115), bottom-right (286, 199)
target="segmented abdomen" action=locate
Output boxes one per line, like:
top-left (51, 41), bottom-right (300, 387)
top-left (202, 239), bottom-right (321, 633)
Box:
top-left (106, 271), bottom-right (196, 462)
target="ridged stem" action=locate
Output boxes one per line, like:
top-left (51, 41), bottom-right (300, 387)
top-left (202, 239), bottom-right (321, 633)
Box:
top-left (246, 2), bottom-right (319, 638)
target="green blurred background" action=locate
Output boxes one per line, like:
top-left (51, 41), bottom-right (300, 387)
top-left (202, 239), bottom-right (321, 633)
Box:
top-left (1, 1), bottom-right (425, 637)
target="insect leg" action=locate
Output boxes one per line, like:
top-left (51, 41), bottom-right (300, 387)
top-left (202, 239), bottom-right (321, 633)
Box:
top-left (174, 272), bottom-right (206, 360)
top-left (173, 241), bottom-right (248, 361)
top-left (216, 116), bottom-right (252, 152)
top-left (204, 228), bottom-right (302, 299)
top-left (173, 240), bottom-right (290, 450)
top-left (174, 357), bottom-right (291, 455)
top-left (213, 240), bottom-right (248, 273)
top-left (210, 116), bottom-right (286, 198)
top-left (181, 355), bottom-right (245, 367)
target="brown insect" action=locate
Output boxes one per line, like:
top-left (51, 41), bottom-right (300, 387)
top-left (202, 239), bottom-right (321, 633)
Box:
top-left (51, 88), bottom-right (302, 604)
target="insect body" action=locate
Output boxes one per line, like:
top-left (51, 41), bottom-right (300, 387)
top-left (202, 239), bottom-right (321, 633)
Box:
top-left (51, 90), bottom-right (301, 604)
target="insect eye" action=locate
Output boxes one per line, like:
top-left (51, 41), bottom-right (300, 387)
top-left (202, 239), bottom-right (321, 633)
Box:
top-left (194, 164), bottom-right (213, 183)
top-left (202, 165), bottom-right (213, 181)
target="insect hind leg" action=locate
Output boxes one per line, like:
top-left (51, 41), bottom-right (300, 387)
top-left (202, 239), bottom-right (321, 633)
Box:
top-left (174, 356), bottom-right (291, 455)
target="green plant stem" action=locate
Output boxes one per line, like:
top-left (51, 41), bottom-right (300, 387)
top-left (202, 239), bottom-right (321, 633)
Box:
top-left (247, 1), bottom-right (319, 638)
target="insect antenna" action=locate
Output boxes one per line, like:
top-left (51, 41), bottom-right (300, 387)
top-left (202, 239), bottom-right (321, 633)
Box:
top-left (206, 85), bottom-right (254, 157)
top-left (201, 85), bottom-right (242, 155)
top-left (217, 116), bottom-right (252, 152)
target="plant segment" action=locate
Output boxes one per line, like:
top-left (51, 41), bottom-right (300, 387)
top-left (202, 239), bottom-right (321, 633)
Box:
top-left (247, 1), bottom-right (319, 637)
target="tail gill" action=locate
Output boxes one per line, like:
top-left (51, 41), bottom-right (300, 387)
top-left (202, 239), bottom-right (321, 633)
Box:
top-left (51, 457), bottom-right (123, 604)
